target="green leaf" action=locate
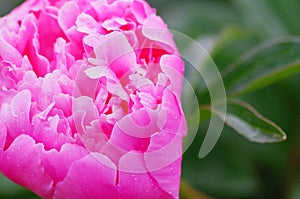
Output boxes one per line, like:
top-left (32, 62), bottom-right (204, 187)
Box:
top-left (157, 1), bottom-right (241, 38)
top-left (211, 99), bottom-right (286, 143)
top-left (0, 0), bottom-right (24, 16)
top-left (264, 0), bottom-right (300, 35)
top-left (211, 25), bottom-right (259, 71)
top-left (0, 173), bottom-right (38, 198)
top-left (231, 0), bottom-right (288, 38)
top-left (223, 37), bottom-right (300, 96)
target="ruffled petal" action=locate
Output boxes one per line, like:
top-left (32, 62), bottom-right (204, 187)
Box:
top-left (160, 54), bottom-right (184, 96)
top-left (0, 121), bottom-right (7, 151)
top-left (53, 153), bottom-right (117, 199)
top-left (0, 1), bottom-right (186, 198)
top-left (42, 143), bottom-right (88, 185)
top-left (0, 35), bottom-right (22, 66)
top-left (118, 152), bottom-right (172, 199)
top-left (1, 90), bottom-right (32, 141)
top-left (142, 15), bottom-right (176, 53)
top-left (0, 135), bottom-right (53, 199)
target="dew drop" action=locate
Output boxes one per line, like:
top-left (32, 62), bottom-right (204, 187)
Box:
top-left (2, 86), bottom-right (7, 91)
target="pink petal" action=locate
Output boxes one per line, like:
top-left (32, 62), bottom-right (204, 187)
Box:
top-left (73, 96), bottom-right (98, 128)
top-left (0, 121), bottom-right (7, 151)
top-left (31, 111), bottom-right (76, 151)
top-left (53, 94), bottom-right (72, 117)
top-left (115, 107), bottom-right (160, 138)
top-left (92, 32), bottom-right (137, 78)
top-left (21, 14), bottom-right (50, 77)
top-left (148, 158), bottom-right (182, 199)
top-left (160, 54), bottom-right (184, 96)
top-left (57, 74), bottom-right (74, 96)
top-left (0, 35), bottom-right (22, 66)
top-left (131, 0), bottom-right (155, 23)
top-left (42, 143), bottom-right (88, 185)
top-left (159, 89), bottom-right (185, 134)
top-left (1, 90), bottom-right (32, 140)
top-left (144, 89), bottom-right (187, 197)
top-left (91, 0), bottom-right (128, 21)
top-left (118, 152), bottom-right (172, 199)
top-left (37, 8), bottom-right (65, 61)
top-left (0, 135), bottom-right (53, 199)
top-left (142, 15), bottom-right (176, 53)
top-left (144, 131), bottom-right (183, 199)
top-left (58, 1), bottom-right (84, 59)
top-left (53, 153), bottom-right (118, 199)
top-left (73, 61), bottom-right (98, 98)
top-left (109, 108), bottom-right (158, 153)
top-left (76, 12), bottom-right (99, 34)
top-left (52, 37), bottom-right (75, 74)
top-left (42, 73), bottom-right (62, 96)
top-left (102, 17), bottom-right (136, 31)
top-left (57, 2), bottom-right (79, 35)
top-left (6, 0), bottom-right (46, 20)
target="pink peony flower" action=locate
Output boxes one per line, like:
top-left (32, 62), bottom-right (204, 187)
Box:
top-left (0, 0), bottom-right (186, 198)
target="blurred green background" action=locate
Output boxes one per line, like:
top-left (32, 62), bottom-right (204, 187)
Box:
top-left (1, 0), bottom-right (300, 198)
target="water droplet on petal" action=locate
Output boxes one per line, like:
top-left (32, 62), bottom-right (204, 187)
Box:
top-left (2, 86), bottom-right (7, 91)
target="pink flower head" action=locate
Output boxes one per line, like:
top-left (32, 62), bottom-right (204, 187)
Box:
top-left (0, 0), bottom-right (187, 198)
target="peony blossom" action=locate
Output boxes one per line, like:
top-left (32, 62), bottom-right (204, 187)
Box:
top-left (0, 0), bottom-right (186, 198)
